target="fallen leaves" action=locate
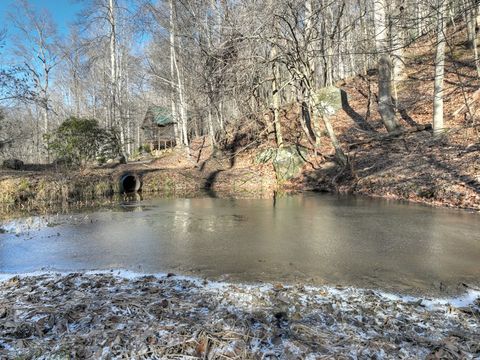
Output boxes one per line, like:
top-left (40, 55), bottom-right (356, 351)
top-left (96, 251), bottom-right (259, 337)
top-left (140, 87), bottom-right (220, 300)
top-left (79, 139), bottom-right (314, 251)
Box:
top-left (0, 273), bottom-right (479, 359)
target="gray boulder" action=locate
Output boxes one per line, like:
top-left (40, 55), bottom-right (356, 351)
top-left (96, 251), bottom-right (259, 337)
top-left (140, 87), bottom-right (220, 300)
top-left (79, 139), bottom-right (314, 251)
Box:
top-left (313, 86), bottom-right (343, 116)
top-left (257, 146), bottom-right (306, 182)
top-left (273, 146), bottom-right (307, 182)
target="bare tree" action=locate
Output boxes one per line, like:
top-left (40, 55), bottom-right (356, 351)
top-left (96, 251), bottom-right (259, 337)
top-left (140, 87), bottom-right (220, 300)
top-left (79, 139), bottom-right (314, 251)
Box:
top-left (9, 0), bottom-right (60, 135)
top-left (433, 0), bottom-right (447, 135)
top-left (1, 0), bottom-right (476, 165)
top-left (108, 0), bottom-right (118, 130)
top-left (268, 0), bottom-right (284, 148)
top-left (373, 0), bottom-right (401, 133)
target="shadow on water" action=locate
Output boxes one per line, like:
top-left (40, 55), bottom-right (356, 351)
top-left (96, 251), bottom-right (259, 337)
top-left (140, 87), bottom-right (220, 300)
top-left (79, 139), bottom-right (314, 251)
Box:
top-left (203, 170), bottom-right (224, 198)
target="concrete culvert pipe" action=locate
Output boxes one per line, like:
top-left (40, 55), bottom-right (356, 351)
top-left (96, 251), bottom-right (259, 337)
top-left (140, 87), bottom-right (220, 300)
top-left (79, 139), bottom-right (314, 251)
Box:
top-left (120, 174), bottom-right (141, 193)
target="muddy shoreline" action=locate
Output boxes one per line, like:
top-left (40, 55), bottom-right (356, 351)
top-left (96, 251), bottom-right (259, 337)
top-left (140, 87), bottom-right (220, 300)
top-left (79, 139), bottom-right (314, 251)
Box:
top-left (0, 160), bottom-right (478, 221)
top-left (0, 154), bottom-right (280, 218)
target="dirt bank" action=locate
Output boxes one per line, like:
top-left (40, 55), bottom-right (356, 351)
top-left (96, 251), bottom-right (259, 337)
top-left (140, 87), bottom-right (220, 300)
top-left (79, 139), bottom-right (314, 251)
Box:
top-left (0, 144), bottom-right (277, 218)
top-left (1, 132), bottom-right (478, 217)
top-left (292, 128), bottom-right (480, 211)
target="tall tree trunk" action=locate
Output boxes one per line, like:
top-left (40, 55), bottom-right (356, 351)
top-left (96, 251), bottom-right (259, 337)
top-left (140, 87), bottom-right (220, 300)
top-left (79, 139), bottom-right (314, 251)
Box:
top-left (169, 0), bottom-right (181, 147)
top-left (304, 0), bottom-right (320, 146)
top-left (174, 47), bottom-right (189, 149)
top-left (117, 47), bottom-right (125, 154)
top-left (358, 0), bottom-right (369, 75)
top-left (218, 102), bottom-right (224, 132)
top-left (464, 0), bottom-right (476, 49)
top-left (125, 63), bottom-right (131, 156)
top-left (378, 55), bottom-right (399, 132)
top-left (207, 104), bottom-right (215, 148)
top-left (169, 1), bottom-right (188, 151)
top-left (43, 104), bottom-right (48, 135)
top-left (374, 0), bottom-right (400, 132)
top-left (270, 0), bottom-right (283, 148)
top-left (204, 5), bottom-right (216, 149)
top-left (389, 7), bottom-right (405, 102)
top-left (271, 58), bottom-right (284, 147)
top-left (466, 0), bottom-right (480, 76)
top-left (108, 0), bottom-right (117, 130)
top-left (305, 0), bottom-right (316, 86)
top-left (433, 0), bottom-right (447, 136)
top-left (42, 59), bottom-right (50, 135)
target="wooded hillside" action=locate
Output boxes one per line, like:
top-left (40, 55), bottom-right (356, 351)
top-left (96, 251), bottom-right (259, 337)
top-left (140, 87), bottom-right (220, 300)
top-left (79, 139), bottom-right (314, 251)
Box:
top-left (0, 0), bottom-right (478, 172)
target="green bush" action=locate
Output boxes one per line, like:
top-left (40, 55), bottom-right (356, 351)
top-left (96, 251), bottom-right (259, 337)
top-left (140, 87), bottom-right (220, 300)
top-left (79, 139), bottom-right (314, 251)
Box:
top-left (45, 117), bottom-right (121, 167)
top-left (142, 143), bottom-right (151, 153)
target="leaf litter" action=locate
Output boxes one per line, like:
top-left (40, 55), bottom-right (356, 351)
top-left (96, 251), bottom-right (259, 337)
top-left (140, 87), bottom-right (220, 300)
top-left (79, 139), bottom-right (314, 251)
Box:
top-left (0, 271), bottom-right (479, 359)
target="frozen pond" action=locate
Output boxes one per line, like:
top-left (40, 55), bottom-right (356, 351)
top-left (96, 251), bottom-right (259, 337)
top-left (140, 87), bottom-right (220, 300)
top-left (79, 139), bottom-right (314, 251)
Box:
top-left (1, 193), bottom-right (480, 295)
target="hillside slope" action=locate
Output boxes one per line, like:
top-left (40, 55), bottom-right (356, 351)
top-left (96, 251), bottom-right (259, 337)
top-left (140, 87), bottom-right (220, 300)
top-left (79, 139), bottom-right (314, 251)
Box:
top-left (289, 25), bottom-right (480, 211)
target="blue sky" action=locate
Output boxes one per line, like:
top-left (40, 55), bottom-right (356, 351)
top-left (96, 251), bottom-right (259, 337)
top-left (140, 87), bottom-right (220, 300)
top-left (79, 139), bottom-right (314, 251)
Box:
top-left (0, 0), bottom-right (83, 35)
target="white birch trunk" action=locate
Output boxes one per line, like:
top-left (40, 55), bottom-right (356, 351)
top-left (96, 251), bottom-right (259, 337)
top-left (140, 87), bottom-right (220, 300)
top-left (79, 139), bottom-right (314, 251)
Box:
top-left (174, 47), bottom-right (189, 149)
top-left (108, 0), bottom-right (117, 130)
top-left (169, 0), bottom-right (181, 147)
top-left (433, 0), bottom-right (447, 136)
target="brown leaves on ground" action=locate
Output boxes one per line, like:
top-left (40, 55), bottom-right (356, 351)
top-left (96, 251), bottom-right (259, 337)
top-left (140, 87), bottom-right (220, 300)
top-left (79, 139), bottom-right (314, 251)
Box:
top-left (0, 273), bottom-right (479, 359)
top-left (288, 25), bottom-right (480, 211)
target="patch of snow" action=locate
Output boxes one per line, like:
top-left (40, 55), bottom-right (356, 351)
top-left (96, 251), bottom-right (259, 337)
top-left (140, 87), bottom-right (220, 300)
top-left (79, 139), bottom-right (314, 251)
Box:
top-left (0, 340), bottom-right (15, 352)
top-left (0, 269), bottom-right (479, 310)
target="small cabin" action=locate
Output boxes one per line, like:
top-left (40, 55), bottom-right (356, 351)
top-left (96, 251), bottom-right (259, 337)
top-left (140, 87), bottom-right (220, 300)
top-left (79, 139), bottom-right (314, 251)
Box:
top-left (141, 106), bottom-right (176, 150)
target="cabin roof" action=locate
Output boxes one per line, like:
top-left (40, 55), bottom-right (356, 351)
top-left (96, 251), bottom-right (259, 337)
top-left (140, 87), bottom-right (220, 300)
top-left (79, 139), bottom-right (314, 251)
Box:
top-left (144, 106), bottom-right (175, 127)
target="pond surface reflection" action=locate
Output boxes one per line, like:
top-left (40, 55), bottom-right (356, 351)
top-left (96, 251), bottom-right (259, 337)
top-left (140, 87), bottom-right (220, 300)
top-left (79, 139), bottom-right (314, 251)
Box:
top-left (1, 194), bottom-right (479, 295)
